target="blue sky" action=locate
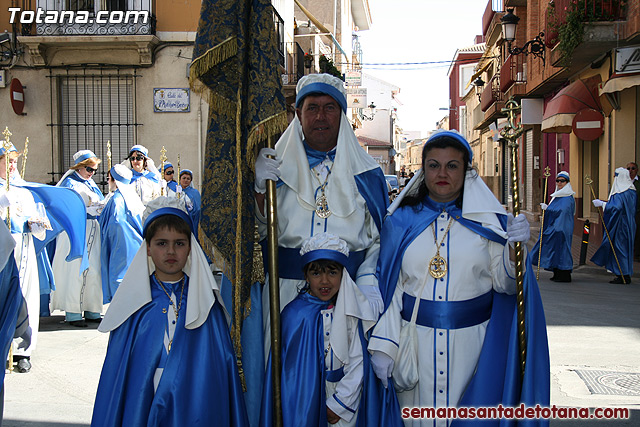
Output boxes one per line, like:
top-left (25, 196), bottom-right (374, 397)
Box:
top-left (357, 0), bottom-right (491, 137)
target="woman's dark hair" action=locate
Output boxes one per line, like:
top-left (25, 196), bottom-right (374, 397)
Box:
top-left (144, 214), bottom-right (191, 244)
top-left (399, 136), bottom-right (473, 209)
top-left (127, 151), bottom-right (148, 170)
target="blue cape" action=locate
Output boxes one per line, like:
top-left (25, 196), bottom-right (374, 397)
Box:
top-left (260, 292), bottom-right (403, 427)
top-left (60, 172), bottom-right (105, 201)
top-left (0, 255), bottom-right (23, 388)
top-left (131, 169), bottom-right (160, 184)
top-left (92, 275), bottom-right (249, 426)
top-left (167, 180), bottom-right (178, 192)
top-left (182, 185), bottom-right (202, 237)
top-left (17, 182), bottom-right (89, 272)
top-left (377, 198), bottom-right (550, 425)
top-left (591, 189), bottom-right (636, 275)
top-left (98, 191), bottom-right (143, 303)
top-left (531, 196), bottom-right (575, 271)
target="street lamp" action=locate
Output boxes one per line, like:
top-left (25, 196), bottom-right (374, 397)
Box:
top-left (500, 8), bottom-right (545, 66)
top-left (472, 76), bottom-right (485, 102)
top-left (359, 102), bottom-right (376, 121)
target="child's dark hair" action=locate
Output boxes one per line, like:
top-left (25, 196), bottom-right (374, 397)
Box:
top-left (299, 259), bottom-right (343, 299)
top-left (144, 214), bottom-right (191, 244)
top-left (400, 136), bottom-right (475, 210)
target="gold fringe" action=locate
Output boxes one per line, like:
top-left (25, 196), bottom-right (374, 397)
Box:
top-left (233, 85), bottom-right (246, 392)
top-left (246, 111), bottom-right (289, 172)
top-left (189, 36), bottom-right (238, 89)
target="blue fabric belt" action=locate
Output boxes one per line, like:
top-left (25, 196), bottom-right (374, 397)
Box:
top-left (265, 245), bottom-right (366, 281)
top-left (325, 366), bottom-right (344, 383)
top-left (401, 291), bottom-right (493, 330)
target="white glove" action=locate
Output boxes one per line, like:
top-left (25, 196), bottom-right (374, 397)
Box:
top-left (540, 203), bottom-right (548, 211)
top-left (87, 205), bottom-right (101, 216)
top-left (506, 213), bottom-right (530, 243)
top-left (17, 326), bottom-right (32, 350)
top-left (370, 351), bottom-right (394, 388)
top-left (592, 199), bottom-right (605, 208)
top-left (29, 222), bottom-right (47, 236)
top-left (160, 179), bottom-right (167, 191)
top-left (358, 284), bottom-right (384, 314)
top-left (175, 185), bottom-right (183, 195)
top-left (0, 191), bottom-right (19, 209)
top-left (254, 147), bottom-right (281, 194)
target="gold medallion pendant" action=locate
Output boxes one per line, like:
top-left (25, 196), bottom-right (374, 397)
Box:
top-left (428, 255), bottom-right (447, 278)
top-left (315, 195), bottom-right (332, 218)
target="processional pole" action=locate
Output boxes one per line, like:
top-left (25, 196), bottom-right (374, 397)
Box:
top-left (500, 97), bottom-right (527, 378)
top-left (2, 127), bottom-right (12, 372)
top-left (536, 166), bottom-right (551, 279)
top-left (159, 146), bottom-right (167, 196)
top-left (266, 133), bottom-right (283, 427)
top-left (21, 137), bottom-right (28, 179)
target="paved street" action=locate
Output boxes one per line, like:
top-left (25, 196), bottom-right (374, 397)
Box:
top-left (3, 265), bottom-right (640, 426)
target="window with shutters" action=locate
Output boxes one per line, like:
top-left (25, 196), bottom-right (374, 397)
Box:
top-left (54, 73), bottom-right (140, 191)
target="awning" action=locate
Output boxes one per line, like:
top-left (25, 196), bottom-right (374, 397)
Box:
top-left (599, 73), bottom-right (640, 95)
top-left (541, 75), bottom-right (602, 133)
top-left (465, 61), bottom-right (492, 90)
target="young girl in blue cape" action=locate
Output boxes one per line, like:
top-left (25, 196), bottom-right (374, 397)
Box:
top-left (261, 233), bottom-right (402, 427)
top-left (92, 197), bottom-right (248, 427)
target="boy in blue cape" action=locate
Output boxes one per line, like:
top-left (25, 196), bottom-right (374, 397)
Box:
top-left (261, 233), bottom-right (402, 427)
top-left (92, 197), bottom-right (248, 426)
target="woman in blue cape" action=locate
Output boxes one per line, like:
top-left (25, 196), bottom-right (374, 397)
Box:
top-left (125, 144), bottom-right (161, 205)
top-left (92, 197), bottom-right (248, 427)
top-left (261, 232), bottom-right (401, 427)
top-left (177, 169), bottom-right (201, 235)
top-left (52, 150), bottom-right (105, 326)
top-left (98, 164), bottom-right (144, 303)
top-left (531, 171), bottom-right (575, 282)
top-left (368, 131), bottom-right (550, 426)
top-left (591, 167), bottom-right (637, 284)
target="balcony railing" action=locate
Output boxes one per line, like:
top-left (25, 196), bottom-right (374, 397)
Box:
top-left (500, 54), bottom-right (526, 92)
top-left (550, 0), bottom-right (626, 32)
top-left (20, 0), bottom-right (157, 36)
top-left (481, 75), bottom-right (504, 112)
top-left (281, 41), bottom-right (305, 86)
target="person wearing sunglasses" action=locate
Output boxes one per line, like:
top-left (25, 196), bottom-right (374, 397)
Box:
top-left (592, 167), bottom-right (637, 284)
top-left (162, 162), bottom-right (178, 193)
top-left (125, 145), bottom-right (161, 206)
top-left (52, 150), bottom-right (106, 327)
top-left (531, 171), bottom-right (575, 282)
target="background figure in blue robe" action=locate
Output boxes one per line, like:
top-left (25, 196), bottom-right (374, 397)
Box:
top-left (92, 198), bottom-right (248, 427)
top-left (178, 169), bottom-right (201, 236)
top-left (261, 233), bottom-right (402, 427)
top-left (0, 221), bottom-right (30, 420)
top-left (531, 171), bottom-right (575, 282)
top-left (98, 165), bottom-right (144, 303)
top-left (591, 167), bottom-right (637, 284)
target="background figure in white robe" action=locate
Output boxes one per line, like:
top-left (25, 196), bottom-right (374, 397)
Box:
top-left (369, 131), bottom-right (540, 426)
top-left (125, 144), bottom-right (161, 205)
top-left (0, 142), bottom-right (49, 373)
top-left (52, 150), bottom-right (105, 327)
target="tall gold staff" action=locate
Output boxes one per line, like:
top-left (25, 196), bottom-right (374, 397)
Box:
top-left (21, 137), bottom-right (28, 180)
top-left (585, 175), bottom-right (625, 284)
top-left (500, 97), bottom-right (526, 378)
top-left (106, 140), bottom-right (112, 171)
top-left (2, 127), bottom-right (13, 228)
top-left (536, 166), bottom-right (551, 279)
top-left (159, 146), bottom-right (167, 196)
top-left (176, 154), bottom-right (181, 199)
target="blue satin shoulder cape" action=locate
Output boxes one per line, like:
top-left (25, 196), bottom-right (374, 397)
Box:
top-left (98, 191), bottom-right (143, 303)
top-left (0, 255), bottom-right (24, 387)
top-left (131, 169), bottom-right (160, 184)
top-left (378, 198), bottom-right (550, 426)
top-left (60, 173), bottom-right (105, 201)
top-left (92, 275), bottom-right (249, 427)
top-left (18, 182), bottom-right (89, 271)
top-left (531, 196), bottom-right (575, 271)
top-left (260, 292), bottom-right (403, 427)
top-left (167, 180), bottom-right (178, 192)
top-left (591, 189), bottom-right (636, 276)
top-left (354, 168), bottom-right (389, 232)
